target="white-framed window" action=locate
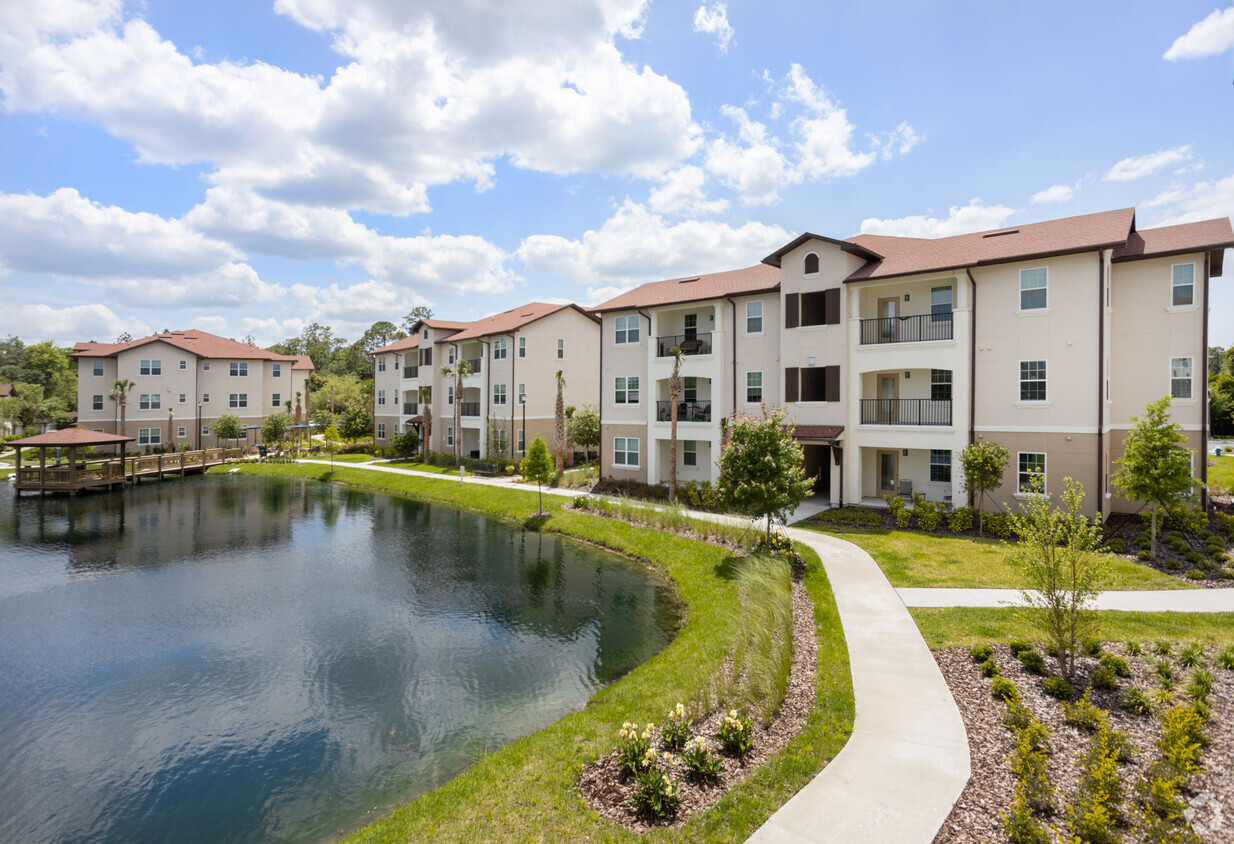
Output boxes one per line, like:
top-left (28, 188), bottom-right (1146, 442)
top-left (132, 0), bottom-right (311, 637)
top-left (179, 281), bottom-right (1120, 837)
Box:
top-left (92, 394), bottom-right (104, 410)
top-left (393, 422), bottom-right (400, 435)
top-left (139, 393), bottom-right (161, 410)
top-left (229, 361), bottom-right (248, 377)
top-left (377, 389), bottom-right (387, 406)
top-left (92, 360), bottom-right (104, 376)
top-left (140, 359), bottom-right (162, 376)
top-left (931, 286), bottom-right (953, 319)
top-left (202, 393), bottom-right (210, 403)
top-left (746, 300), bottom-right (763, 334)
top-left (493, 384), bottom-right (507, 405)
top-left (746, 371), bottom-right (763, 403)
top-left (683, 440), bottom-right (697, 466)
top-left (272, 363), bottom-right (281, 378)
top-left (1018, 452), bottom-right (1046, 493)
top-left (448, 347), bottom-right (456, 364)
top-left (492, 428), bottom-right (507, 454)
top-left (615, 376), bottom-right (640, 404)
top-left (201, 425), bottom-right (210, 437)
top-left (393, 389), bottom-right (399, 405)
top-left (229, 393), bottom-right (248, 408)
top-left (1019, 360), bottom-right (1046, 401)
top-left (931, 369), bottom-right (952, 401)
top-left (178, 393), bottom-right (186, 404)
top-left (804, 252), bottom-right (819, 275)
top-left (447, 386), bottom-right (454, 405)
top-left (377, 357), bottom-right (386, 372)
top-left (557, 339), bottom-right (564, 359)
top-left (613, 436), bottom-right (640, 467)
top-left (177, 426), bottom-right (186, 438)
top-left (930, 449), bottom-right (951, 483)
top-left (446, 426), bottom-right (455, 447)
top-left (1172, 263), bottom-right (1195, 307)
top-left (1171, 357), bottom-right (1193, 399)
top-left (614, 314), bottom-right (640, 344)
top-left (272, 393), bottom-right (281, 408)
top-left (138, 427), bottom-right (161, 445)
top-left (684, 376), bottom-right (697, 403)
top-left (202, 361), bottom-right (210, 371)
top-left (518, 337), bottom-right (526, 358)
top-left (493, 338), bottom-right (507, 360)
top-left (517, 428), bottom-right (525, 453)
top-left (377, 422), bottom-right (386, 439)
top-left (178, 359), bottom-right (187, 370)
top-left (518, 383), bottom-right (526, 403)
top-left (1019, 267), bottom-right (1048, 310)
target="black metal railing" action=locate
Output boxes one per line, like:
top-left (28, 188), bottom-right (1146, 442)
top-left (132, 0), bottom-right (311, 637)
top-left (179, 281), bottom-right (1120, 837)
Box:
top-left (460, 402), bottom-right (480, 417)
top-left (656, 400), bottom-right (712, 422)
top-left (464, 358), bottom-right (483, 374)
top-left (402, 403), bottom-right (418, 415)
top-left (656, 332), bottom-right (712, 357)
top-left (859, 312), bottom-right (953, 345)
top-left (859, 399), bottom-right (952, 426)
top-left (403, 365), bottom-right (418, 379)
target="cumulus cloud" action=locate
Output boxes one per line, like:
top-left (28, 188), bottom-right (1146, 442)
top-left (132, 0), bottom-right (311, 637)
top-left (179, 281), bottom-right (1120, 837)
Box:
top-left (859, 198), bottom-right (1017, 238)
top-left (692, 3), bottom-right (734, 53)
top-left (290, 279), bottom-right (433, 334)
top-left (0, 302), bottom-right (148, 346)
top-left (240, 317), bottom-right (307, 345)
top-left (1164, 6), bottom-right (1234, 60)
top-left (1031, 184), bottom-right (1074, 204)
top-left (1105, 146), bottom-right (1193, 181)
top-left (191, 315), bottom-right (230, 334)
top-left (1140, 173), bottom-right (1234, 227)
top-left (647, 166), bottom-right (728, 216)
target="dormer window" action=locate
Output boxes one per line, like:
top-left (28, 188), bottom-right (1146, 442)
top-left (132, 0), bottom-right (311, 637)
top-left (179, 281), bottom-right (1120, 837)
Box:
top-left (804, 253), bottom-right (819, 275)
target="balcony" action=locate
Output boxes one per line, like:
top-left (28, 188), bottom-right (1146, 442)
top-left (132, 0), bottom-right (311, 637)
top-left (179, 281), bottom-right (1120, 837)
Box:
top-left (403, 365), bottom-right (418, 379)
top-left (460, 402), bottom-right (480, 417)
top-left (464, 358), bottom-right (483, 374)
top-left (656, 400), bottom-right (712, 422)
top-left (859, 399), bottom-right (952, 426)
top-left (402, 402), bottom-right (418, 415)
top-left (859, 313), bottom-right (953, 345)
top-left (656, 332), bottom-right (712, 357)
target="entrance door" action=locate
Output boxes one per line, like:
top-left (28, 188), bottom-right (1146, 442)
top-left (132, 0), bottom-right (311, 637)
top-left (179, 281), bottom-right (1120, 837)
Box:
top-left (878, 297), bottom-right (898, 341)
top-left (877, 450), bottom-right (898, 496)
top-left (878, 374), bottom-right (898, 424)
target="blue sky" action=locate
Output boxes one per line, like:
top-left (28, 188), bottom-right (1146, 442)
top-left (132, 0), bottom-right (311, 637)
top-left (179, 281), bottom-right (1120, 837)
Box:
top-left (2, 1), bottom-right (1233, 348)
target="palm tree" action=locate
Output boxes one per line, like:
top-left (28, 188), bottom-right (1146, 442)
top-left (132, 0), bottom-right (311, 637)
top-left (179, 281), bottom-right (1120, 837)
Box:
top-left (439, 359), bottom-right (472, 465)
top-left (667, 346), bottom-right (684, 500)
top-left (419, 386), bottom-right (432, 452)
top-left (554, 370), bottom-right (566, 475)
top-left (166, 408), bottom-right (174, 452)
top-left (111, 379), bottom-right (135, 439)
top-left (564, 406), bottom-right (576, 468)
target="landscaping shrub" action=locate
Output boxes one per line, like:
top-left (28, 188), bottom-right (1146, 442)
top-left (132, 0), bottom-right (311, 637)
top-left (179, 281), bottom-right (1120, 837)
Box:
top-left (969, 644), bottom-right (994, 662)
top-left (1007, 639), bottom-right (1034, 657)
top-left (810, 506), bottom-right (882, 527)
top-left (1219, 645), bottom-right (1234, 670)
top-left (1138, 550), bottom-right (1155, 562)
top-left (715, 709), bottom-right (753, 759)
top-left (981, 658), bottom-right (1000, 678)
top-left (1017, 648), bottom-right (1047, 674)
top-left (991, 677), bottom-right (1019, 703)
top-left (912, 493), bottom-right (943, 531)
top-left (628, 763), bottom-right (681, 820)
top-left (660, 702), bottom-right (692, 750)
top-left (983, 513), bottom-right (1014, 539)
top-left (1126, 640), bottom-right (1143, 656)
top-left (1157, 705), bottom-right (1206, 778)
top-left (680, 736), bottom-right (721, 781)
top-left (1186, 668), bottom-right (1214, 703)
top-left (947, 506), bottom-right (974, 533)
top-left (1090, 666), bottom-right (1117, 691)
top-left (1002, 701), bottom-right (1033, 732)
top-left (1043, 677), bottom-right (1073, 700)
top-left (1068, 723), bottom-right (1125, 844)
top-left (1009, 724), bottom-right (1054, 814)
top-left (1099, 652), bottom-right (1131, 678)
top-left (1063, 690), bottom-right (1107, 732)
top-left (1178, 642), bottom-right (1204, 668)
top-left (884, 495), bottom-right (911, 529)
top-left (1124, 688), bottom-right (1156, 716)
top-left (1002, 793), bottom-right (1051, 844)
top-left (1082, 637), bottom-right (1104, 657)
top-left (617, 722), bottom-right (655, 776)
top-left (1104, 537), bottom-right (1125, 554)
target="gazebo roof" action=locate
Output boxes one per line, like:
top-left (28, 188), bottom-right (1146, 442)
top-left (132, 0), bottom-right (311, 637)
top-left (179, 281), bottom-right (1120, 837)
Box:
top-left (9, 428), bottom-right (136, 447)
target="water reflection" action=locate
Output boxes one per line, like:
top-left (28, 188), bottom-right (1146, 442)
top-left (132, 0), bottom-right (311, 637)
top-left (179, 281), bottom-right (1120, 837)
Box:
top-left (0, 476), bottom-right (677, 843)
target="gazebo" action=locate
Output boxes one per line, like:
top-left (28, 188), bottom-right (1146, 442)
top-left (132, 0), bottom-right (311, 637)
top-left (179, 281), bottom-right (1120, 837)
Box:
top-left (9, 428), bottom-right (135, 494)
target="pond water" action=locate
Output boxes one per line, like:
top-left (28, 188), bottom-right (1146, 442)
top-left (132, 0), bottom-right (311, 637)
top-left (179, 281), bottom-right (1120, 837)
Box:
top-left (0, 476), bottom-right (677, 843)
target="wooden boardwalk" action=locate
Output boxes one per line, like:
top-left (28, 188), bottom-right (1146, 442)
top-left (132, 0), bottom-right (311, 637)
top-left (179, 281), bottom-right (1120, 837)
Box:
top-left (13, 448), bottom-right (245, 494)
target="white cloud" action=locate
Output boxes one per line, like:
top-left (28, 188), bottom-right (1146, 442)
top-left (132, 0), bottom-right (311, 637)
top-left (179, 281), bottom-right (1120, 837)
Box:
top-left (692, 3), bottom-right (734, 53)
top-left (84, 263), bottom-right (285, 310)
top-left (0, 302), bottom-right (148, 346)
top-left (191, 316), bottom-right (230, 334)
top-left (1164, 6), bottom-right (1234, 60)
top-left (240, 317), bottom-right (307, 345)
top-left (647, 166), bottom-right (729, 216)
top-left (1140, 173), bottom-right (1234, 226)
top-left (291, 279), bottom-right (432, 334)
top-left (859, 198), bottom-right (1017, 238)
top-left (705, 108), bottom-right (793, 206)
top-left (583, 284), bottom-right (636, 306)
top-left (1105, 146), bottom-right (1193, 181)
top-left (1031, 184), bottom-right (1074, 205)
top-left (784, 64), bottom-right (876, 180)
top-left (869, 122), bottom-right (921, 160)
top-left (517, 199), bottom-right (790, 287)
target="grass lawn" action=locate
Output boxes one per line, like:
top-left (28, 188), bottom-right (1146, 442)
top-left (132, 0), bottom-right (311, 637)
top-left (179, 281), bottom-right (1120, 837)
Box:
top-left (793, 523), bottom-right (1192, 591)
top-left (218, 462), bottom-right (854, 842)
top-left (325, 453), bottom-right (377, 463)
top-left (912, 606), bottom-right (1234, 649)
top-left (1211, 453), bottom-right (1234, 492)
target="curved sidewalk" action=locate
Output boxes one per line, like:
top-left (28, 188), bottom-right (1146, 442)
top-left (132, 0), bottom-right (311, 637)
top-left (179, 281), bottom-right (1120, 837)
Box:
top-left (750, 529), bottom-right (970, 843)
top-left (898, 587), bottom-right (1234, 612)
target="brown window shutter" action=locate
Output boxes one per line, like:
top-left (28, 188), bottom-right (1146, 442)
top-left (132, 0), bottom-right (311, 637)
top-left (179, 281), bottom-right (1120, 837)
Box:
top-left (424, 347), bottom-right (432, 366)
top-left (825, 288), bottom-right (841, 325)
top-left (824, 365), bottom-right (840, 402)
top-left (785, 293), bottom-right (799, 329)
top-left (785, 367), bottom-right (799, 403)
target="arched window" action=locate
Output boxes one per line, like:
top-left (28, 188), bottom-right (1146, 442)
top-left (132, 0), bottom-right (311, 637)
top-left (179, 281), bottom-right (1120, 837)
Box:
top-left (804, 253), bottom-right (819, 274)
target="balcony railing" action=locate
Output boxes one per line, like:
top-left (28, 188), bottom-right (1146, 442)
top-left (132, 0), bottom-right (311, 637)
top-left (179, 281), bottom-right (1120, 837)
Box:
top-left (460, 402), bottom-right (480, 417)
top-left (464, 358), bottom-right (483, 374)
top-left (859, 399), bottom-right (952, 426)
top-left (656, 400), bottom-right (712, 422)
top-left (403, 365), bottom-right (418, 379)
top-left (402, 402), bottom-right (418, 415)
top-left (859, 312), bottom-right (953, 345)
top-left (656, 332), bottom-right (712, 357)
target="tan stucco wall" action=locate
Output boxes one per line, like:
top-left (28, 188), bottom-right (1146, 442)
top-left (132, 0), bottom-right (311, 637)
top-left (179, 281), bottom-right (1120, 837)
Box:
top-left (971, 432), bottom-right (1102, 515)
top-left (1104, 428), bottom-right (1204, 514)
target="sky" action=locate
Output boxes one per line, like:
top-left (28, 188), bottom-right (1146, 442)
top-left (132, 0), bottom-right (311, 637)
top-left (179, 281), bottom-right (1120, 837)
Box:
top-left (1, 0), bottom-right (1233, 349)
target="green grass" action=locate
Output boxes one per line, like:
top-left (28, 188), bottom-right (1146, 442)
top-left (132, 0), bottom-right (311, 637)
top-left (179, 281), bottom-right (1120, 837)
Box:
top-left (327, 453), bottom-right (378, 463)
top-left (216, 462), bottom-right (854, 841)
top-left (1210, 453), bottom-right (1234, 493)
top-left (912, 607), bottom-right (1234, 649)
top-left (794, 524), bottom-right (1192, 591)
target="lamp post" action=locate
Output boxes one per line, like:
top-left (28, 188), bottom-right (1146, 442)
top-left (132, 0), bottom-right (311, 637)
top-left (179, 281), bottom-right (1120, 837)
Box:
top-left (519, 391), bottom-right (527, 460)
top-left (196, 401), bottom-right (202, 450)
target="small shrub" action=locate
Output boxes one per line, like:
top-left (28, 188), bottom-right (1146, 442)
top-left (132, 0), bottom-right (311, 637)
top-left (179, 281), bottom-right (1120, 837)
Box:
top-left (916, 499), bottom-right (943, 532)
top-left (1151, 688), bottom-right (1175, 709)
top-left (1090, 666), bottom-right (1117, 691)
top-left (1063, 690), bottom-right (1108, 732)
top-left (1186, 668), bottom-right (1214, 703)
top-left (1105, 537), bottom-right (1125, 554)
top-left (1157, 705), bottom-right (1206, 778)
top-left (617, 721), bottom-right (655, 775)
top-left (1153, 660), bottom-right (1175, 689)
top-left (1219, 645), bottom-right (1234, 670)
top-left (1138, 549), bottom-right (1155, 561)
top-left (1017, 649), bottom-right (1047, 674)
top-left (1002, 792), bottom-right (1051, 844)
top-left (1069, 724), bottom-right (1126, 840)
top-left (1184, 568), bottom-right (1206, 580)
top-left (680, 736), bottom-right (722, 781)
top-left (970, 644), bottom-right (994, 662)
top-left (1124, 688), bottom-right (1156, 716)
top-left (716, 709), bottom-right (753, 759)
top-left (1126, 640), bottom-right (1143, 656)
top-left (1178, 642), bottom-right (1204, 668)
top-left (1153, 640), bottom-right (1172, 656)
top-left (984, 513), bottom-right (1014, 538)
top-left (1099, 652), bottom-right (1130, 678)
top-left (660, 702), bottom-right (692, 750)
top-left (1010, 727), bottom-right (1055, 813)
top-left (1002, 700), bottom-right (1033, 731)
top-left (947, 506), bottom-right (974, 533)
top-left (810, 506), bottom-right (882, 527)
top-left (992, 676), bottom-right (1020, 703)
top-left (628, 761), bottom-right (681, 820)
top-left (894, 506), bottom-right (912, 529)
top-left (981, 658), bottom-right (1000, 678)
top-left (1044, 640), bottom-right (1061, 659)
top-left (1082, 637), bottom-right (1104, 657)
top-left (1043, 677), bottom-right (1073, 700)
top-left (1008, 639), bottom-right (1034, 657)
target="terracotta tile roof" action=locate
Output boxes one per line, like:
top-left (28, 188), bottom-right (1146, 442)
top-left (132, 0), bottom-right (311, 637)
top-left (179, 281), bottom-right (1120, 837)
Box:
top-left (71, 330), bottom-right (313, 370)
top-left (591, 265), bottom-right (781, 312)
top-left (1111, 218), bottom-right (1234, 263)
top-left (290, 355), bottom-right (314, 371)
top-left (372, 335), bottom-right (420, 354)
top-left (443, 302), bottom-right (591, 342)
top-left (10, 428), bottom-right (135, 447)
top-left (793, 425), bottom-right (844, 440)
top-left (845, 208), bottom-right (1137, 281)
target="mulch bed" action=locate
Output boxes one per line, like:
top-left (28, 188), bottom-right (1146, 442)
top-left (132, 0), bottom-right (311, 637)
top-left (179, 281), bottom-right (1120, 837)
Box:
top-left (576, 559), bottom-right (818, 831)
top-left (932, 643), bottom-right (1234, 842)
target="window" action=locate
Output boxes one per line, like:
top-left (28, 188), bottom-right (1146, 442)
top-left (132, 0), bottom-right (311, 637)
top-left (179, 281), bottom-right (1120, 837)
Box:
top-left (799, 290), bottom-right (837, 326)
top-left (683, 440), bottom-right (697, 466)
top-left (202, 393), bottom-right (210, 403)
top-left (178, 359), bottom-right (187, 370)
top-left (684, 376), bottom-right (697, 403)
top-left (930, 450), bottom-right (951, 483)
top-left (493, 338), bottom-right (507, 360)
top-left (493, 384), bottom-right (507, 405)
top-left (683, 314), bottom-right (697, 339)
top-left (177, 426), bottom-right (186, 438)
top-left (930, 369), bottom-right (952, 402)
top-left (1172, 263), bottom-right (1195, 306)
top-left (139, 393), bottom-right (161, 410)
top-left (492, 428), bottom-right (507, 454)
top-left (272, 363), bottom-right (281, 378)
top-left (517, 428), bottom-right (525, 453)
top-left (557, 339), bottom-right (564, 359)
top-left (518, 337), bottom-right (526, 358)
top-left (378, 358), bottom-right (386, 372)
top-left (1018, 452), bottom-right (1046, 493)
top-left (1020, 360), bottom-right (1046, 401)
top-left (448, 347), bottom-right (455, 364)
top-left (377, 423), bottom-right (386, 439)
top-left (615, 376), bottom-right (640, 404)
top-left (518, 383), bottom-right (526, 403)
top-left (613, 436), bottom-right (640, 467)
top-left (201, 425), bottom-right (210, 437)
top-left (1020, 268), bottom-right (1047, 310)
top-left (393, 423), bottom-right (400, 435)
top-left (746, 300), bottom-right (763, 333)
top-left (92, 360), bottom-right (104, 376)
top-left (393, 390), bottom-right (399, 405)
top-left (138, 428), bottom-right (161, 446)
top-left (92, 394), bottom-right (104, 411)
top-left (230, 361), bottom-right (248, 377)
top-left (202, 361), bottom-right (210, 371)
top-left (447, 386), bottom-right (454, 405)
top-left (272, 393), bottom-right (281, 408)
top-left (178, 393), bottom-right (186, 404)
top-left (614, 315), bottom-right (640, 344)
top-left (804, 253), bottom-right (819, 274)
top-left (92, 428), bottom-right (104, 433)
top-left (139, 359), bottom-right (161, 375)
top-left (446, 426), bottom-right (454, 447)
top-left (377, 389), bottom-right (386, 406)
top-left (229, 393), bottom-right (248, 408)
top-left (746, 371), bottom-right (763, 403)
top-left (931, 286), bottom-right (953, 320)
top-left (1171, 357), bottom-right (1193, 399)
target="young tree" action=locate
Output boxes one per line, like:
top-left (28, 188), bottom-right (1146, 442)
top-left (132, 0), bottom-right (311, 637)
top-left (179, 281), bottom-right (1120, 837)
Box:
top-left (390, 428), bottom-right (420, 459)
top-left (1009, 476), bottom-right (1107, 683)
top-left (322, 424), bottom-right (342, 468)
top-left (419, 385), bottom-right (433, 447)
top-left (959, 441), bottom-right (1010, 536)
top-left (520, 435), bottom-right (555, 515)
top-left (214, 414), bottom-right (243, 447)
top-left (338, 407), bottom-right (372, 441)
top-left (554, 370), bottom-right (566, 475)
top-left (260, 412), bottom-right (293, 448)
top-left (667, 346), bottom-right (684, 500)
top-left (568, 405), bottom-right (599, 461)
top-left (439, 359), bottom-right (472, 465)
top-left (716, 405), bottom-right (815, 543)
top-left (1112, 396), bottom-right (1199, 556)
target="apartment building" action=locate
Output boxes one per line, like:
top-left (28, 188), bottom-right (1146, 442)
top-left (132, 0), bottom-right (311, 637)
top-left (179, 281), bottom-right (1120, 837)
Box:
top-left (72, 330), bottom-right (313, 450)
top-left (372, 303), bottom-right (600, 461)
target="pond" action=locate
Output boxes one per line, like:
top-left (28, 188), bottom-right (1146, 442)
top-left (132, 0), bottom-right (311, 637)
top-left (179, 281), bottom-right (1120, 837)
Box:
top-left (0, 476), bottom-right (678, 843)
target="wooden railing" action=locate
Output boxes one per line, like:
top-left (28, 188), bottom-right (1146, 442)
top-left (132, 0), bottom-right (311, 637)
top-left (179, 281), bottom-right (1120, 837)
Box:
top-left (15, 447), bottom-right (244, 491)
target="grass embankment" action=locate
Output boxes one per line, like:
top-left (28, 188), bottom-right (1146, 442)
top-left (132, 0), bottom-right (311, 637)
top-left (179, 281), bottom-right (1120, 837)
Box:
top-left (912, 607), bottom-right (1234, 649)
top-left (793, 524), bottom-right (1191, 591)
top-left (1211, 453), bottom-right (1234, 492)
top-left (218, 463), bottom-right (854, 841)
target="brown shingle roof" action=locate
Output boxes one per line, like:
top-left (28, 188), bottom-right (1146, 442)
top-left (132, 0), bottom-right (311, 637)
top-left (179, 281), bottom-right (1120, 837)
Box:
top-left (591, 265), bottom-right (781, 312)
top-left (1111, 218), bottom-right (1234, 263)
top-left (444, 302), bottom-right (595, 342)
top-left (793, 425), bottom-right (844, 440)
top-left (0, 383), bottom-right (13, 398)
top-left (71, 330), bottom-right (313, 370)
top-left (10, 428), bottom-right (135, 447)
top-left (372, 335), bottom-right (420, 355)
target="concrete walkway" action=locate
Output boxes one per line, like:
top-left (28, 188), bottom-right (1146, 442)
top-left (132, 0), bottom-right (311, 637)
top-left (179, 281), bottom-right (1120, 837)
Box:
top-left (899, 586), bottom-right (1234, 613)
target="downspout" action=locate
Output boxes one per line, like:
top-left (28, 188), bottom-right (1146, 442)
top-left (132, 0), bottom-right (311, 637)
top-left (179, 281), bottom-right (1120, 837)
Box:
top-left (1202, 251), bottom-right (1211, 509)
top-left (481, 338), bottom-right (490, 460)
top-left (725, 296), bottom-right (737, 413)
top-left (599, 317), bottom-right (606, 470)
top-left (1097, 251), bottom-right (1105, 514)
top-left (966, 268), bottom-right (977, 508)
top-left (506, 332), bottom-right (517, 462)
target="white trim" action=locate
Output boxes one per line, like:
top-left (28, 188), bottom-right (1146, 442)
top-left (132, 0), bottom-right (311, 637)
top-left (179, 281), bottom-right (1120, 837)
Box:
top-left (1169, 355), bottom-right (1193, 401)
top-left (803, 251), bottom-right (820, 276)
top-left (612, 435), bottom-right (641, 469)
top-left (975, 426), bottom-right (1098, 434)
top-left (1018, 358), bottom-right (1047, 403)
top-left (1014, 401), bottom-right (1053, 408)
top-left (1171, 262), bottom-right (1196, 307)
top-left (1014, 308), bottom-right (1054, 317)
top-left (1018, 266), bottom-right (1048, 311)
top-left (1016, 450), bottom-right (1046, 493)
top-left (1105, 423), bottom-right (1205, 432)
